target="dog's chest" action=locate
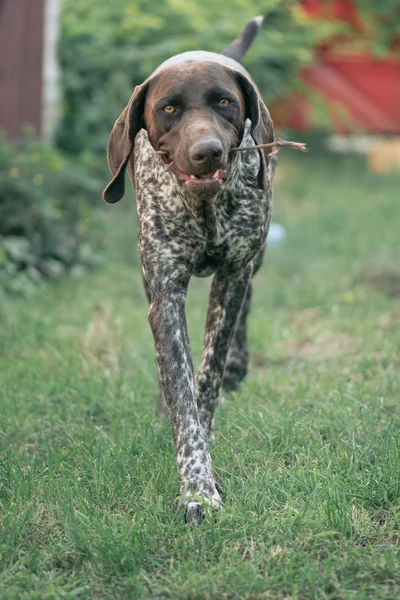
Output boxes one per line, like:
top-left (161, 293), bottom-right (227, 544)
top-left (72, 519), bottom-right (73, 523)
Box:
top-left (190, 192), bottom-right (268, 276)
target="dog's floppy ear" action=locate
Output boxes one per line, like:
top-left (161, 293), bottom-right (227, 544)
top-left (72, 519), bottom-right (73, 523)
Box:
top-left (236, 73), bottom-right (275, 191)
top-left (103, 82), bottom-right (149, 204)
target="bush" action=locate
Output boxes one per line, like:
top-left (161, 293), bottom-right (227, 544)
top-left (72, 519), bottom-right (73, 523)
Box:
top-left (57, 0), bottom-right (398, 158)
top-left (56, 0), bottom-right (330, 156)
top-left (0, 133), bottom-right (103, 296)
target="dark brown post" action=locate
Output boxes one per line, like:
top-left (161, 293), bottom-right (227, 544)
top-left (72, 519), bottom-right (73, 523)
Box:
top-left (0, 0), bottom-right (46, 137)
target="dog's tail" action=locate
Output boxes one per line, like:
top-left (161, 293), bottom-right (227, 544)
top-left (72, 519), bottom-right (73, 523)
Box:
top-left (222, 16), bottom-right (263, 64)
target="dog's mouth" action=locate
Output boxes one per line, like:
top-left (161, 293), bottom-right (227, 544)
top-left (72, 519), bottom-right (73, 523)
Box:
top-left (173, 165), bottom-right (230, 198)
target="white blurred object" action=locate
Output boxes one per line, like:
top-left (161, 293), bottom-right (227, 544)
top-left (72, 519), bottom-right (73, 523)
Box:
top-left (267, 222), bottom-right (286, 246)
top-left (325, 135), bottom-right (377, 154)
top-left (42, 0), bottom-right (61, 141)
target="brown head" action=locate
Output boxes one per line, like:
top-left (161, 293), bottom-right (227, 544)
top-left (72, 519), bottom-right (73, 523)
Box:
top-left (103, 50), bottom-right (274, 204)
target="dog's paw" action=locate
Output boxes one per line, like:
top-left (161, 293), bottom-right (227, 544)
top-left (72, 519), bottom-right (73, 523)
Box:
top-left (178, 481), bottom-right (223, 525)
top-left (222, 354), bottom-right (248, 392)
top-left (186, 501), bottom-right (206, 524)
top-left (222, 365), bottom-right (247, 392)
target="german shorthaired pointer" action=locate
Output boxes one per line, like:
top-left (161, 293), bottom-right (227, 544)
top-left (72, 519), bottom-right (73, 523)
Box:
top-left (103, 17), bottom-right (275, 523)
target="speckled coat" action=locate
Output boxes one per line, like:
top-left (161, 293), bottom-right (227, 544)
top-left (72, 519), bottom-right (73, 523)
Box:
top-left (103, 29), bottom-right (275, 522)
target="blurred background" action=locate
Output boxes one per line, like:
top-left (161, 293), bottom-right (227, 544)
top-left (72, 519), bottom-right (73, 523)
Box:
top-left (0, 0), bottom-right (399, 295)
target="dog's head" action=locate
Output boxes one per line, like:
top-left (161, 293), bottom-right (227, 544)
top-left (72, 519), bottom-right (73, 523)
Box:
top-left (103, 52), bottom-right (274, 204)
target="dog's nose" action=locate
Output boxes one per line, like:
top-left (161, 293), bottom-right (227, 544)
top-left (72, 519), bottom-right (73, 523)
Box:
top-left (190, 139), bottom-right (224, 168)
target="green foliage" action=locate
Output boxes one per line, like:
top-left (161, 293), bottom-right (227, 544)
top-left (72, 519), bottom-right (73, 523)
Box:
top-left (0, 134), bottom-right (103, 296)
top-left (56, 0), bottom-right (326, 155)
top-left (56, 0), bottom-right (399, 156)
top-left (354, 0), bottom-right (400, 55)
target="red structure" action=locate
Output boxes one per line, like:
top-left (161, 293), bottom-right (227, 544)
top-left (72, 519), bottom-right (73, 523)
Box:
top-left (272, 0), bottom-right (400, 134)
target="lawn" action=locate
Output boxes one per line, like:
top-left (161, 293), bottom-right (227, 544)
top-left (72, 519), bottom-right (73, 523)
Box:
top-left (1, 152), bottom-right (399, 599)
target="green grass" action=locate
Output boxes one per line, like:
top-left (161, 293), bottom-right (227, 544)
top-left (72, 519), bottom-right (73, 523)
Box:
top-left (1, 153), bottom-right (400, 599)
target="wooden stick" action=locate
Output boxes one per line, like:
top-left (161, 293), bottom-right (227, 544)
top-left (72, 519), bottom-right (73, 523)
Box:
top-left (155, 150), bottom-right (174, 172)
top-left (157, 139), bottom-right (307, 175)
top-left (231, 138), bottom-right (308, 153)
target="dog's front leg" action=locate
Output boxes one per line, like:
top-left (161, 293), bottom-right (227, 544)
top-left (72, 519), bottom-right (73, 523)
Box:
top-left (196, 263), bottom-right (253, 437)
top-left (148, 282), bottom-right (221, 523)
top-left (223, 245), bottom-right (266, 391)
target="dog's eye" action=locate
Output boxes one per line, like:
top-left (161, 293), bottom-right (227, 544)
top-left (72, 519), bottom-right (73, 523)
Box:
top-left (163, 105), bottom-right (176, 114)
top-left (218, 99), bottom-right (230, 107)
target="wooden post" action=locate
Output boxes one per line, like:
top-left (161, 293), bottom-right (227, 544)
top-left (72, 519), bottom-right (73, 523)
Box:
top-left (0, 0), bottom-right (59, 139)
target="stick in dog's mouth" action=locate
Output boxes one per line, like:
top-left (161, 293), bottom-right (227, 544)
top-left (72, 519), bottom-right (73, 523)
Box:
top-left (231, 138), bottom-right (308, 154)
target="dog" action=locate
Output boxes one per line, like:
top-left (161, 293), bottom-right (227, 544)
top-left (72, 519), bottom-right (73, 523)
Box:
top-left (103, 16), bottom-right (274, 523)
